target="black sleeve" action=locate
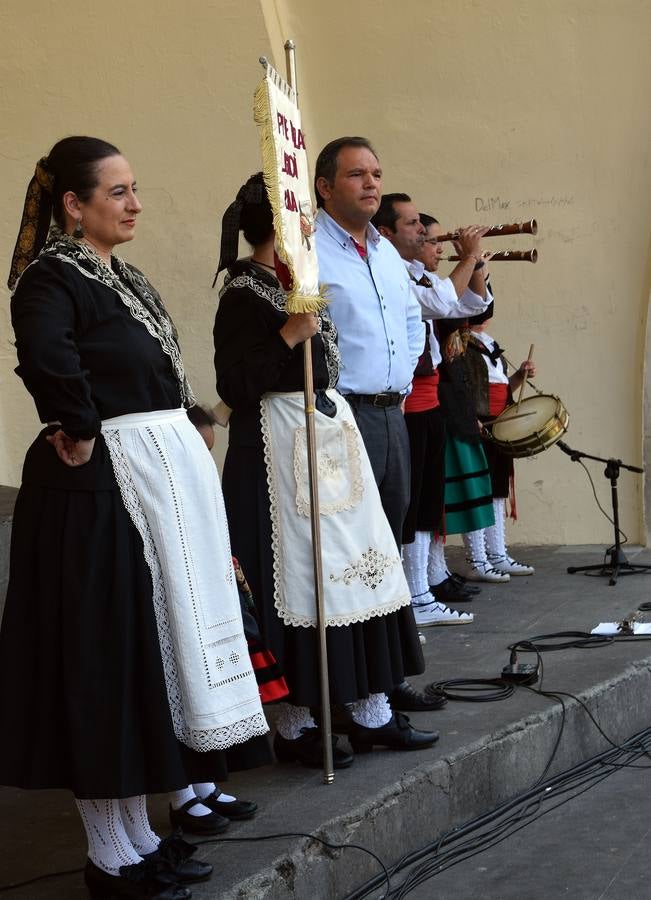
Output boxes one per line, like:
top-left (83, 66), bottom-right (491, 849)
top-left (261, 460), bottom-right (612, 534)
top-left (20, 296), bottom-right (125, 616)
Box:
top-left (213, 286), bottom-right (295, 408)
top-left (11, 260), bottom-right (101, 440)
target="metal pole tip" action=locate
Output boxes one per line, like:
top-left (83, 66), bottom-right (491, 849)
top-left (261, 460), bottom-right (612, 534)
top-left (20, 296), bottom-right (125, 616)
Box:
top-left (284, 39), bottom-right (296, 49)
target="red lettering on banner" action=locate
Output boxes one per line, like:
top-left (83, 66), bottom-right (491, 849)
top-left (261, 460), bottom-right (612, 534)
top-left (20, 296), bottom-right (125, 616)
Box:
top-left (282, 151), bottom-right (298, 179)
top-left (284, 188), bottom-right (298, 212)
top-left (277, 113), bottom-right (289, 139)
top-left (289, 121), bottom-right (306, 150)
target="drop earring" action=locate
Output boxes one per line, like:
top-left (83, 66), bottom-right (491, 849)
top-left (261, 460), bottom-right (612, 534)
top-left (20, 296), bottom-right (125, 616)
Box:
top-left (72, 218), bottom-right (84, 239)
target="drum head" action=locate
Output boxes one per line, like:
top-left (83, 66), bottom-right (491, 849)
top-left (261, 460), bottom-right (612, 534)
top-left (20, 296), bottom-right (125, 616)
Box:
top-left (492, 395), bottom-right (560, 442)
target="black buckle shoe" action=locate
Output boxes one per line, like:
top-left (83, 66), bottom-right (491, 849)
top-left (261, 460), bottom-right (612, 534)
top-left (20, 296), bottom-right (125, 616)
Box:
top-left (389, 681), bottom-right (447, 711)
top-left (430, 576), bottom-right (479, 603)
top-left (202, 791), bottom-right (258, 821)
top-left (348, 712), bottom-right (439, 753)
top-left (169, 797), bottom-right (229, 836)
top-left (144, 830), bottom-right (212, 884)
top-left (274, 727), bottom-right (354, 768)
top-left (84, 858), bottom-right (191, 899)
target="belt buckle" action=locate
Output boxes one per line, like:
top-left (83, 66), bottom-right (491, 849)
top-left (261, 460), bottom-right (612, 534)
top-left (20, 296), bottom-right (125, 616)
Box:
top-left (373, 393), bottom-right (390, 408)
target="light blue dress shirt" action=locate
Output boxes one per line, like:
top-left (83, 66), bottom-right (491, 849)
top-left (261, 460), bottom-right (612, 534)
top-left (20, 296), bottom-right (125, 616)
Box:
top-left (315, 209), bottom-right (425, 395)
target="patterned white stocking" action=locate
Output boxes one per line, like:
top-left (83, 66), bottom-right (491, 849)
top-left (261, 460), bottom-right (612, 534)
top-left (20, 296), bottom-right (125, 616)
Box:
top-left (485, 499), bottom-right (507, 560)
top-left (119, 795), bottom-right (160, 856)
top-left (75, 798), bottom-right (143, 876)
top-left (350, 693), bottom-right (393, 728)
top-left (463, 528), bottom-right (488, 565)
top-left (402, 531), bottom-right (430, 603)
top-left (169, 786), bottom-right (212, 817)
top-left (275, 703), bottom-right (316, 740)
top-left (427, 534), bottom-right (448, 586)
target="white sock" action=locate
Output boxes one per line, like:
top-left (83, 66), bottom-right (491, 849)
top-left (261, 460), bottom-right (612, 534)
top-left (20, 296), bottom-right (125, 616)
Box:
top-left (169, 786), bottom-right (213, 817)
top-left (191, 781), bottom-right (238, 803)
top-left (119, 795), bottom-right (160, 856)
top-left (276, 703), bottom-right (316, 740)
top-left (75, 798), bottom-right (143, 876)
top-left (192, 782), bottom-right (216, 799)
top-left (427, 534), bottom-right (448, 586)
top-left (402, 532), bottom-right (430, 603)
top-left (351, 693), bottom-right (393, 728)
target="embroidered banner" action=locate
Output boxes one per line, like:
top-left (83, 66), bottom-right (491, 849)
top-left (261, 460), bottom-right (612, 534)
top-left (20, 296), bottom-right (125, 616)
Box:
top-left (254, 61), bottom-right (324, 313)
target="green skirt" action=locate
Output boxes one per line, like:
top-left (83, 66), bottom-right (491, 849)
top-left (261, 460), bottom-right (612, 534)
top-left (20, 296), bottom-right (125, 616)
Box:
top-left (443, 435), bottom-right (495, 535)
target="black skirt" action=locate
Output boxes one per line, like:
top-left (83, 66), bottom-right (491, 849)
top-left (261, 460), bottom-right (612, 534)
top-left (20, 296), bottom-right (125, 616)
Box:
top-left (0, 430), bottom-right (233, 799)
top-left (402, 406), bottom-right (447, 543)
top-left (222, 444), bottom-right (424, 708)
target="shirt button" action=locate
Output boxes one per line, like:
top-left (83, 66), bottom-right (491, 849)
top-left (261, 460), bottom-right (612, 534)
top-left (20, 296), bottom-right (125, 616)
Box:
top-left (383, 305), bottom-right (387, 310)
top-left (392, 351), bottom-right (395, 356)
top-left (390, 340), bottom-right (394, 345)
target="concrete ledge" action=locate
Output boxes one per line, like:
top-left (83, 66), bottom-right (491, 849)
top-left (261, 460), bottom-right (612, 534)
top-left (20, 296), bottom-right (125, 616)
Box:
top-left (217, 661), bottom-right (651, 899)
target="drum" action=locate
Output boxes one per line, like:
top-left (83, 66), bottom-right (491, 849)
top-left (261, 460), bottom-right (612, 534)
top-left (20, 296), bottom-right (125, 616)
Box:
top-left (490, 394), bottom-right (569, 457)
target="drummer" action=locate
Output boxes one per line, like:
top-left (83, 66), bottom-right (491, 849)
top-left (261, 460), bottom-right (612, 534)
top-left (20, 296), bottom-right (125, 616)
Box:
top-left (464, 299), bottom-right (536, 576)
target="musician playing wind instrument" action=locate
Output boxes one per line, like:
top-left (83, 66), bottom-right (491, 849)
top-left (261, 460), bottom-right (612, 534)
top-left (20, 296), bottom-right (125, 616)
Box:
top-left (464, 302), bottom-right (536, 576)
top-left (372, 195), bottom-right (492, 628)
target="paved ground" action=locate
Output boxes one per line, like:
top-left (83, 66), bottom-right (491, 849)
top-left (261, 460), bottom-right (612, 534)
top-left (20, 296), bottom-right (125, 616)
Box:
top-left (2, 543), bottom-right (651, 899)
top-left (408, 762), bottom-right (651, 900)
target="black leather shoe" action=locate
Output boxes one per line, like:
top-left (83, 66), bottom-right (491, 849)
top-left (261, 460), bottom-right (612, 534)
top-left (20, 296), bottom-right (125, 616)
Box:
top-left (449, 572), bottom-right (481, 594)
top-left (274, 727), bottom-right (354, 768)
top-left (389, 681), bottom-right (447, 711)
top-left (430, 576), bottom-right (478, 603)
top-left (202, 791), bottom-right (258, 821)
top-left (348, 712), bottom-right (439, 753)
top-left (84, 858), bottom-right (191, 899)
top-left (144, 830), bottom-right (212, 884)
top-left (169, 797), bottom-right (229, 836)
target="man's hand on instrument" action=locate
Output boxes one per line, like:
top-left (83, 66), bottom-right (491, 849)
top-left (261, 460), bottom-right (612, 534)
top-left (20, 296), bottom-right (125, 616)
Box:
top-left (518, 360), bottom-right (536, 378)
top-left (453, 225), bottom-right (491, 262)
top-left (279, 313), bottom-right (319, 348)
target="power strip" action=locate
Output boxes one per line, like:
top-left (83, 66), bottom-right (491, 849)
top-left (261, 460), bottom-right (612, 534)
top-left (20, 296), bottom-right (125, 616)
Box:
top-left (501, 663), bottom-right (539, 685)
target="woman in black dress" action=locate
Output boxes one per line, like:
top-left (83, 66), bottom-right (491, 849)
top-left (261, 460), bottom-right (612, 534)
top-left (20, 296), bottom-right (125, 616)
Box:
top-left (0, 138), bottom-right (267, 899)
top-left (213, 175), bottom-right (436, 767)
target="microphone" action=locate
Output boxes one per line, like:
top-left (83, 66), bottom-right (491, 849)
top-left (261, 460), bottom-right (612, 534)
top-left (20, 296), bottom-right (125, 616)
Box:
top-left (556, 440), bottom-right (580, 460)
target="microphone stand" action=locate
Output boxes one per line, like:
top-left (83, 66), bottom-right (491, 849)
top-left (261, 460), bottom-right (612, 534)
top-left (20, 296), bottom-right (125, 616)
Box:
top-left (557, 440), bottom-right (648, 585)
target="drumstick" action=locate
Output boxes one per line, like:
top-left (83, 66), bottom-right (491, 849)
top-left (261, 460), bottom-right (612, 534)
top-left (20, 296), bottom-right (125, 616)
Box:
top-left (515, 344), bottom-right (534, 413)
top-left (487, 410), bottom-right (536, 424)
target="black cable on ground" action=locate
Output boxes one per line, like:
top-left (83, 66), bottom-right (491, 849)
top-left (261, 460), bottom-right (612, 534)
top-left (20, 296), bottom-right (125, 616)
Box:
top-left (426, 678), bottom-right (514, 703)
top-left (0, 831), bottom-right (390, 896)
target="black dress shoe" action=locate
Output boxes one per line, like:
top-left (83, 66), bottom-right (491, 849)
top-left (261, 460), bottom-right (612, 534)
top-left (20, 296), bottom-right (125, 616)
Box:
top-left (348, 712), bottom-right (439, 753)
top-left (169, 797), bottom-right (229, 836)
top-left (274, 727), bottom-right (354, 768)
top-left (389, 681), bottom-right (447, 711)
top-left (144, 831), bottom-right (212, 884)
top-left (84, 858), bottom-right (191, 899)
top-left (430, 576), bottom-right (477, 603)
top-left (449, 572), bottom-right (481, 594)
top-left (202, 791), bottom-right (258, 821)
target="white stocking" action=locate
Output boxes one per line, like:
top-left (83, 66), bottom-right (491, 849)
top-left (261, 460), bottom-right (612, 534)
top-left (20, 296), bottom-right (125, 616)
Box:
top-left (402, 531), bottom-right (430, 603)
top-left (485, 499), bottom-right (507, 560)
top-left (463, 528), bottom-right (488, 565)
top-left (427, 534), bottom-right (448, 586)
top-left (275, 703), bottom-right (316, 740)
top-left (75, 798), bottom-right (143, 876)
top-left (119, 796), bottom-right (159, 856)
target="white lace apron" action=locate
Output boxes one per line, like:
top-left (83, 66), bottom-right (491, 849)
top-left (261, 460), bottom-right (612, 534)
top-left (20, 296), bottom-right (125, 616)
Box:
top-left (260, 390), bottom-right (411, 628)
top-left (102, 408), bottom-right (268, 752)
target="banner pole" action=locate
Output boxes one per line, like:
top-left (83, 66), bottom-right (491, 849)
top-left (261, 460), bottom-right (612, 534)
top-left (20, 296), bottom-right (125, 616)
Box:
top-left (284, 38), bottom-right (334, 785)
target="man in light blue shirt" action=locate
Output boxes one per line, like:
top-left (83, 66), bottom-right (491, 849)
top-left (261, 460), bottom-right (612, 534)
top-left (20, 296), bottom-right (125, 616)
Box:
top-left (313, 137), bottom-right (443, 733)
top-left (314, 137), bottom-right (424, 548)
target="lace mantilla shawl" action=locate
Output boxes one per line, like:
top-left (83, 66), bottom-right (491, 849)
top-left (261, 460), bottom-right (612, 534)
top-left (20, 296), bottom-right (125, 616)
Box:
top-left (219, 264), bottom-right (341, 389)
top-left (24, 229), bottom-right (194, 406)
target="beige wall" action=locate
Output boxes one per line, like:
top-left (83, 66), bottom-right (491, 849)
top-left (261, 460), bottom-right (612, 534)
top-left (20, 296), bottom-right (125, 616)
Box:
top-left (2, 0), bottom-right (650, 545)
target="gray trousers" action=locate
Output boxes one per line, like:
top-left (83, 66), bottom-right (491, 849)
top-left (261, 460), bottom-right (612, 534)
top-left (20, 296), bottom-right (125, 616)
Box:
top-left (345, 399), bottom-right (411, 550)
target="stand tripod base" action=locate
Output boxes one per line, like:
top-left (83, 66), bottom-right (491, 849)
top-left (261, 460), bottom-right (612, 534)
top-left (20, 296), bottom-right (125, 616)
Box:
top-left (567, 548), bottom-right (651, 586)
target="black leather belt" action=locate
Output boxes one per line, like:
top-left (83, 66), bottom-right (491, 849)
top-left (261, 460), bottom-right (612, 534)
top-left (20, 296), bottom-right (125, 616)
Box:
top-left (345, 392), bottom-right (402, 408)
